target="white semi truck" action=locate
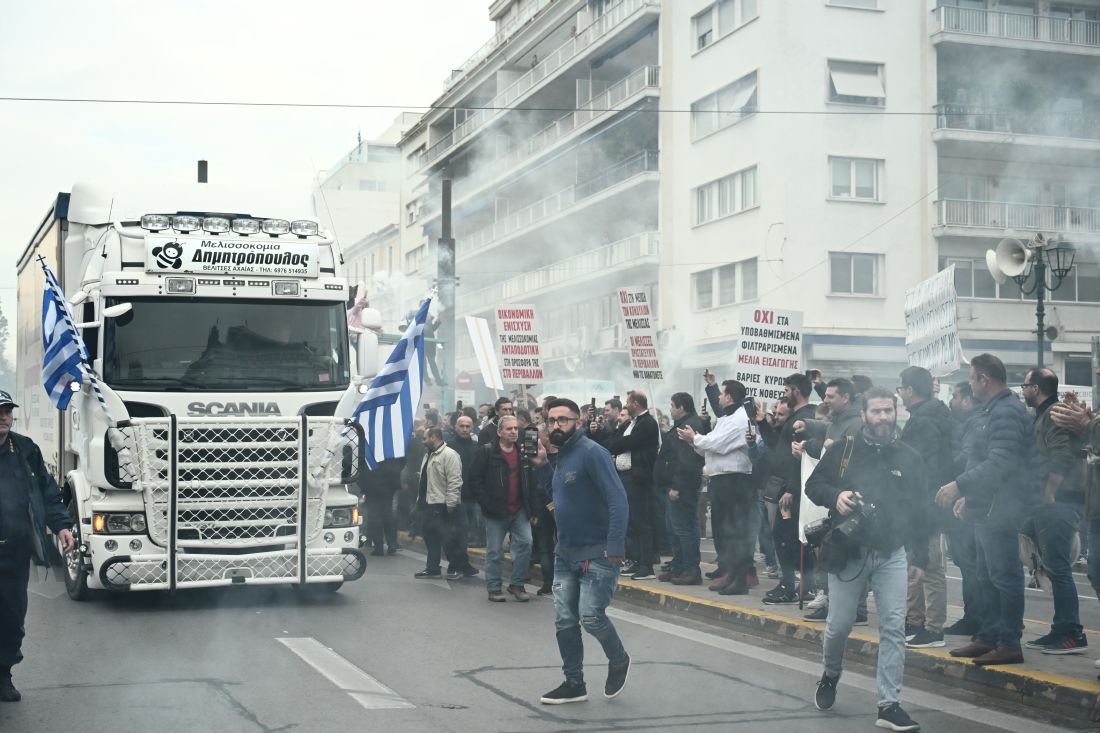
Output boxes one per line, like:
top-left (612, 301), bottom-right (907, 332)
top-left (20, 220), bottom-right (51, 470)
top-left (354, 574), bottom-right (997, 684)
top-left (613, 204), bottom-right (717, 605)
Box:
top-left (16, 182), bottom-right (378, 599)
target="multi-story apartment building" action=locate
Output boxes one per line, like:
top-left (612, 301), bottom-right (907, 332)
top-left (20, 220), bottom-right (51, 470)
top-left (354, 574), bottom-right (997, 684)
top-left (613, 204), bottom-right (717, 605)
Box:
top-left (662, 0), bottom-right (1100, 387)
top-left (400, 0), bottom-right (662, 388)
top-left (399, 0), bottom-right (1100, 397)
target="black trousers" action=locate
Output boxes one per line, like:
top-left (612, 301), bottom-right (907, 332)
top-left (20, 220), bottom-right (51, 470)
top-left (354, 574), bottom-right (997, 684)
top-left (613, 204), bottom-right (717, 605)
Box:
top-left (0, 549), bottom-right (31, 671)
top-left (421, 505), bottom-right (453, 573)
top-left (365, 488), bottom-right (397, 550)
top-left (444, 505), bottom-right (472, 572)
top-left (623, 474), bottom-right (656, 569)
top-left (709, 473), bottom-right (755, 579)
top-left (532, 509), bottom-right (556, 586)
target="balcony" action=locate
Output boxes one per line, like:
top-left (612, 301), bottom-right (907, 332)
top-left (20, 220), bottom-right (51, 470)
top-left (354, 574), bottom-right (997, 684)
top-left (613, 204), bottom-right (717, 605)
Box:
top-left (931, 6), bottom-right (1100, 56)
top-left (935, 199), bottom-right (1100, 241)
top-left (455, 150), bottom-right (659, 261)
top-left (933, 103), bottom-right (1100, 162)
top-left (458, 231), bottom-right (659, 314)
top-left (443, 0), bottom-right (554, 92)
top-left (422, 0), bottom-right (660, 169)
top-left (422, 66), bottom-right (660, 222)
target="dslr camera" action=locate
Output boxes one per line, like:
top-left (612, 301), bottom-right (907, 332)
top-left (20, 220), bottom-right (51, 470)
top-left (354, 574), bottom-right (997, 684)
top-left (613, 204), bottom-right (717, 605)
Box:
top-left (835, 496), bottom-right (880, 542)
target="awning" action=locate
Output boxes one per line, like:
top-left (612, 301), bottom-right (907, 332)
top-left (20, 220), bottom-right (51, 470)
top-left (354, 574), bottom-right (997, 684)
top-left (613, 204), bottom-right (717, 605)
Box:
top-left (830, 67), bottom-right (885, 99)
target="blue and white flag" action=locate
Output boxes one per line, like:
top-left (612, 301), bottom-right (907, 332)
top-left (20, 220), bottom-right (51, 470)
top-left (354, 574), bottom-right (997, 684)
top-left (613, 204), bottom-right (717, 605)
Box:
top-left (40, 260), bottom-right (87, 410)
top-left (353, 298), bottom-right (430, 470)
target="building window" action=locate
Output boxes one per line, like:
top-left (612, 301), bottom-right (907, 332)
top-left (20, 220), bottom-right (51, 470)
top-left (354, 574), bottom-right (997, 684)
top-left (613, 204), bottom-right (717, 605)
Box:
top-left (1065, 355), bottom-right (1094, 386)
top-left (827, 60), bottom-right (885, 106)
top-left (359, 180), bottom-right (388, 192)
top-left (830, 253), bottom-right (879, 295)
top-left (829, 157), bottom-right (882, 201)
top-left (691, 71), bottom-right (758, 140)
top-left (693, 258), bottom-right (759, 309)
top-left (828, 0), bottom-right (879, 9)
top-left (694, 0), bottom-right (758, 51)
top-left (694, 166), bottom-right (759, 225)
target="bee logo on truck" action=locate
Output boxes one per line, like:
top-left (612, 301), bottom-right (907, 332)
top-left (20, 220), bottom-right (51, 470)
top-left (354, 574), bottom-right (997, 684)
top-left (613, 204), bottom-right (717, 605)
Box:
top-left (151, 241), bottom-right (184, 270)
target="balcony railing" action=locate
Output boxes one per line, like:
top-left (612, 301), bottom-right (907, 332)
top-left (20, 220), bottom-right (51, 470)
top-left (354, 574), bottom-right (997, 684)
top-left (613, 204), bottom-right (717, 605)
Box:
top-left (456, 150), bottom-right (658, 259)
top-left (933, 6), bottom-right (1100, 48)
top-left (937, 199), bottom-right (1100, 234)
top-left (421, 66), bottom-right (659, 220)
top-left (422, 0), bottom-right (658, 168)
top-left (443, 0), bottom-right (554, 91)
top-left (935, 103), bottom-right (1100, 141)
top-left (459, 232), bottom-right (659, 312)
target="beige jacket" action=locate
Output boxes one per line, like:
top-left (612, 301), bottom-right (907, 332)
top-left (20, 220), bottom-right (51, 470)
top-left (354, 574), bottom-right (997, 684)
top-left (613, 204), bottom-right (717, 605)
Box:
top-left (420, 444), bottom-right (464, 508)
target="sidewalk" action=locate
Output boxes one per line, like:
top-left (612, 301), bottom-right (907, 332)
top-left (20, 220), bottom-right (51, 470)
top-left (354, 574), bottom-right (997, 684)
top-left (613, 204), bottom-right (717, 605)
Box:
top-left (399, 532), bottom-right (1100, 725)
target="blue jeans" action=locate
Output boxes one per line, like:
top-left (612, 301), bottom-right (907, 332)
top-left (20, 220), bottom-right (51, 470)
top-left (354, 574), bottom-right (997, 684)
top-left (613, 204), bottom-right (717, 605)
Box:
top-left (946, 519), bottom-right (981, 627)
top-left (974, 518), bottom-right (1025, 648)
top-left (667, 486), bottom-right (701, 577)
top-left (484, 511), bottom-right (532, 593)
top-left (754, 495), bottom-right (777, 567)
top-left (823, 546), bottom-right (907, 707)
top-left (552, 555), bottom-right (627, 685)
top-left (1032, 503), bottom-right (1083, 637)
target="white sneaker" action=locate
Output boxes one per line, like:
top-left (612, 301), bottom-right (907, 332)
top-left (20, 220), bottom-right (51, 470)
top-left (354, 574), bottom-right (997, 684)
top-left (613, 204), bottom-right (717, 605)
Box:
top-left (1093, 658), bottom-right (1100, 669)
top-left (806, 590), bottom-right (829, 610)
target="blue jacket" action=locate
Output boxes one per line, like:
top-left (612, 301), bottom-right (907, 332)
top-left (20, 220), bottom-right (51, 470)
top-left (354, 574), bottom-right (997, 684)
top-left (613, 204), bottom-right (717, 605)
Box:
top-left (8, 432), bottom-right (73, 565)
top-left (539, 429), bottom-right (628, 563)
top-left (955, 389), bottom-right (1040, 520)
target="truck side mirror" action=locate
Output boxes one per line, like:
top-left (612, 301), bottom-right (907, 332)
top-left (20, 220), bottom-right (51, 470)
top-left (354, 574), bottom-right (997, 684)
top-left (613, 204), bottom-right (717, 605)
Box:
top-left (103, 303), bottom-right (133, 318)
top-left (356, 331), bottom-right (379, 379)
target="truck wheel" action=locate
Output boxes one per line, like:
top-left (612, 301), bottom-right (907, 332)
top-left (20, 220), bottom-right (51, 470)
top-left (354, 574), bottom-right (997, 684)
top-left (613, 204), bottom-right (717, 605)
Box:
top-left (63, 501), bottom-right (93, 601)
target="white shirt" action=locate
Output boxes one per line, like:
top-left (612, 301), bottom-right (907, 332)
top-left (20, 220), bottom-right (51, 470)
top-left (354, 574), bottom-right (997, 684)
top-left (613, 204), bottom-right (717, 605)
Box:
top-left (692, 405), bottom-right (752, 476)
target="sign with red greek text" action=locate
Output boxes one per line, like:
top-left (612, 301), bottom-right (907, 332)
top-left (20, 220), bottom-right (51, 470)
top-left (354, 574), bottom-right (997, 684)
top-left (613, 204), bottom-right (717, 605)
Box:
top-left (617, 287), bottom-right (663, 382)
top-left (494, 305), bottom-right (544, 384)
top-left (735, 308), bottom-right (803, 401)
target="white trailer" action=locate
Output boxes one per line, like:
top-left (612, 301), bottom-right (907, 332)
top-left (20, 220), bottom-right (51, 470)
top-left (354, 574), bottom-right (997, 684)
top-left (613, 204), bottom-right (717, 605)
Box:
top-left (16, 182), bottom-right (380, 599)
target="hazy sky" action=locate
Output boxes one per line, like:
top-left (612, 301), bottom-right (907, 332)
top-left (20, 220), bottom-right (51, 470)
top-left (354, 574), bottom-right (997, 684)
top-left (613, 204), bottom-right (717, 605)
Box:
top-left (0, 0), bottom-right (494, 361)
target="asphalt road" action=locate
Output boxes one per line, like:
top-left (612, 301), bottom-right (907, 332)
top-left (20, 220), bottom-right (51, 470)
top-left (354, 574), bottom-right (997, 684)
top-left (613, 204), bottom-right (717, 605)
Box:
top-left (0, 550), bottom-right (1075, 733)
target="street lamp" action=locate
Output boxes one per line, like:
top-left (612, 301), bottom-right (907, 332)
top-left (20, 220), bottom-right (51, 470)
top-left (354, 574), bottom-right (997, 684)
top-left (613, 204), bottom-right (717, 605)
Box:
top-left (985, 233), bottom-right (1076, 368)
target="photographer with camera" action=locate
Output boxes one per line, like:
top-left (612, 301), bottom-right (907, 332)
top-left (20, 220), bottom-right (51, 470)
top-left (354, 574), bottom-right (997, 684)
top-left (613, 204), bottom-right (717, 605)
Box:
top-left (469, 415), bottom-right (537, 602)
top-left (805, 388), bottom-right (929, 732)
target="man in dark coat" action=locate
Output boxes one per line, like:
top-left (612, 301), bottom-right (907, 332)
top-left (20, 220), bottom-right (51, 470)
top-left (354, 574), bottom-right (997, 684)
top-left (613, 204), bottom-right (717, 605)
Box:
top-left (0, 390), bottom-right (75, 702)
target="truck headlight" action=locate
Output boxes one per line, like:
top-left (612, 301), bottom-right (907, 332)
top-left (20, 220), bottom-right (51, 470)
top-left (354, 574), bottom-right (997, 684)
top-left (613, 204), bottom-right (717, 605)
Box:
top-left (262, 219), bottom-right (290, 235)
top-left (273, 281), bottom-right (299, 296)
top-left (141, 214), bottom-right (170, 231)
top-left (291, 220), bottom-right (319, 236)
top-left (203, 217), bottom-right (230, 233)
top-left (166, 278), bottom-right (195, 294)
top-left (172, 215), bottom-right (201, 232)
top-left (324, 508), bottom-right (354, 527)
top-left (93, 513), bottom-right (149, 534)
top-left (232, 218), bottom-right (260, 234)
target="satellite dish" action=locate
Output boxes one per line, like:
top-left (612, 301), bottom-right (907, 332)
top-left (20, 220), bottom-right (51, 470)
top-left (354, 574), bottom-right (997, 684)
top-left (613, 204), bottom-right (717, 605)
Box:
top-left (985, 249), bottom-right (1007, 284)
top-left (995, 238), bottom-right (1031, 278)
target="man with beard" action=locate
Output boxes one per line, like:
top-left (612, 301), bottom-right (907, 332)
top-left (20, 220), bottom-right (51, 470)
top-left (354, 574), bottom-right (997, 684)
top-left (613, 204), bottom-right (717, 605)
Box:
top-left (606, 391), bottom-right (660, 580)
top-left (806, 388), bottom-right (929, 732)
top-left (536, 398), bottom-right (630, 705)
top-left (445, 415), bottom-right (481, 578)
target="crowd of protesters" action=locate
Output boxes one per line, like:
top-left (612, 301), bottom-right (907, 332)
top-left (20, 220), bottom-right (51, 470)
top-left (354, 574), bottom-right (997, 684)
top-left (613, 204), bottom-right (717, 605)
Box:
top-left (354, 353), bottom-right (1100, 718)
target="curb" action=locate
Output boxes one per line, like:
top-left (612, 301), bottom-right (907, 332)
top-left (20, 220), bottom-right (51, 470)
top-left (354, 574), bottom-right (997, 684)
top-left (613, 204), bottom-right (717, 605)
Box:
top-left (396, 533), bottom-right (1100, 725)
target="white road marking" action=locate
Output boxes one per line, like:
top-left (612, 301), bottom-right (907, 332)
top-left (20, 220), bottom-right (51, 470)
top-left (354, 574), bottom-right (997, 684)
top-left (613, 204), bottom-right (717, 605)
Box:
top-left (608, 607), bottom-right (1068, 733)
top-left (277, 637), bottom-right (415, 710)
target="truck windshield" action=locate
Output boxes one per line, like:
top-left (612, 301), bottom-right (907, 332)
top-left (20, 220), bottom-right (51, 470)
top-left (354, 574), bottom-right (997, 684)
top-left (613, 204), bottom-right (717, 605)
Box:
top-left (103, 297), bottom-right (350, 392)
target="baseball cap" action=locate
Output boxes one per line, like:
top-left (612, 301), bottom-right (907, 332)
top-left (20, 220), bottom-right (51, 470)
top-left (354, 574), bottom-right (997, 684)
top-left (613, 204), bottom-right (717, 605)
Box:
top-left (0, 390), bottom-right (18, 409)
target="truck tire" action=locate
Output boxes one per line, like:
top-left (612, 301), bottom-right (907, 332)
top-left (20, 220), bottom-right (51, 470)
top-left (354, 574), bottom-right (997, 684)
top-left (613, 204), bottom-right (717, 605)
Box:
top-left (63, 500), bottom-right (93, 602)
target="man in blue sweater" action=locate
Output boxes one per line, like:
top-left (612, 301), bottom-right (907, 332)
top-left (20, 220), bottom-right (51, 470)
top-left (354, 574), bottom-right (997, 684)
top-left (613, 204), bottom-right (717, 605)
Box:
top-left (535, 398), bottom-right (630, 705)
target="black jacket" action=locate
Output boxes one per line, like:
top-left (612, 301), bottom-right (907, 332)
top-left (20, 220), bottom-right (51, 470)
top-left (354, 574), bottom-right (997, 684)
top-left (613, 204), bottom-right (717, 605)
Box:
top-left (6, 433), bottom-right (73, 565)
top-left (900, 398), bottom-right (957, 531)
top-left (447, 435), bottom-right (478, 502)
top-left (477, 418), bottom-right (498, 446)
top-left (655, 414), bottom-right (706, 490)
top-left (606, 411), bottom-right (660, 486)
top-left (468, 441), bottom-right (536, 519)
top-left (802, 404), bottom-right (863, 460)
top-left (780, 402), bottom-right (818, 500)
top-left (355, 457), bottom-right (404, 497)
top-left (956, 388), bottom-right (1041, 520)
top-left (805, 430), bottom-right (932, 568)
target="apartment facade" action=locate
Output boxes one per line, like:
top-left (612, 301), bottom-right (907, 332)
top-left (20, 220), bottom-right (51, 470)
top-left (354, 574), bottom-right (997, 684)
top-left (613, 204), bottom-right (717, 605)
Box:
top-left (400, 0), bottom-right (662, 389)
top-left (399, 0), bottom-right (1100, 397)
top-left (661, 0), bottom-right (1100, 388)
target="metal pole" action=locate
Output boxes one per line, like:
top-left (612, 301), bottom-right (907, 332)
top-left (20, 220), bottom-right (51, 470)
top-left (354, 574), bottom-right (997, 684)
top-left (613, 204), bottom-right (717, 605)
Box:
top-left (1035, 258), bottom-right (1046, 368)
top-left (438, 180), bottom-right (456, 411)
top-left (1092, 335), bottom-right (1099, 412)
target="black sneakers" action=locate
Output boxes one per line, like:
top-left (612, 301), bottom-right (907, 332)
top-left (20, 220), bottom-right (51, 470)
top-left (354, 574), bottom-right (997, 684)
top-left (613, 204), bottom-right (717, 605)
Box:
top-left (540, 680), bottom-right (588, 705)
top-left (762, 583), bottom-right (799, 605)
top-left (814, 672), bottom-right (838, 710)
top-left (1041, 633), bottom-right (1088, 655)
top-left (906, 629), bottom-right (945, 648)
top-left (414, 569), bottom-right (442, 579)
top-left (876, 703), bottom-right (920, 731)
top-left (605, 655), bottom-right (630, 699)
top-left (0, 675), bottom-right (19, 703)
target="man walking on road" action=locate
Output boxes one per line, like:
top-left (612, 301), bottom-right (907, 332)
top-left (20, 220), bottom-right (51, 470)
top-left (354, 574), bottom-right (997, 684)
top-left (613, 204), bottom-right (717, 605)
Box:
top-left (0, 390), bottom-right (76, 702)
top-left (536, 398), bottom-right (630, 705)
top-left (806, 388), bottom-right (929, 732)
top-left (414, 428), bottom-right (464, 581)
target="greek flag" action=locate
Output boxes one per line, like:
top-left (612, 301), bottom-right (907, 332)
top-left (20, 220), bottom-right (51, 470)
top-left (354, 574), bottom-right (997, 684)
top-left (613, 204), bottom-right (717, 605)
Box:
top-left (353, 298), bottom-right (430, 470)
top-left (40, 260), bottom-right (87, 410)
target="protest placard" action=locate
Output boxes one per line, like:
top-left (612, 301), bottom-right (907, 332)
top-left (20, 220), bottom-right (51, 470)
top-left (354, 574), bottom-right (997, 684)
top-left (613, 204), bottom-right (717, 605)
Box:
top-left (905, 266), bottom-right (962, 377)
top-left (617, 287), bottom-right (663, 381)
top-left (734, 308), bottom-right (803, 401)
top-left (494, 305), bottom-right (544, 384)
top-left (464, 316), bottom-right (504, 391)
